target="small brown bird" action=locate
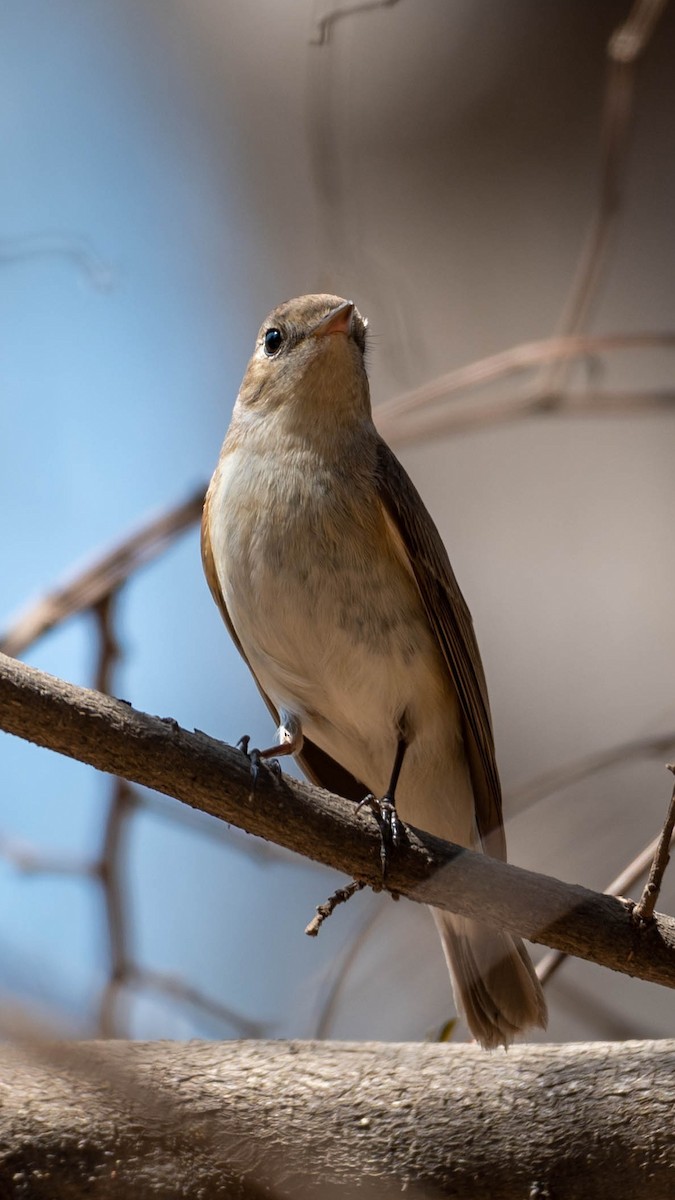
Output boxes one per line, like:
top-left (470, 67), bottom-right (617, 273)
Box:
top-left (202, 294), bottom-right (547, 1049)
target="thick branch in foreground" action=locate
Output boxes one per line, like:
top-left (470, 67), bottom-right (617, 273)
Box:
top-left (0, 1039), bottom-right (673, 1198)
top-left (1, 652), bottom-right (675, 988)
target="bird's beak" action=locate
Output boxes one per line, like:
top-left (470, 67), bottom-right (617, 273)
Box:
top-left (311, 300), bottom-right (354, 339)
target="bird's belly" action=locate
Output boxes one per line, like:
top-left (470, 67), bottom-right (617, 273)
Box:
top-left (234, 554), bottom-right (437, 743)
top-left (232, 549), bottom-right (464, 805)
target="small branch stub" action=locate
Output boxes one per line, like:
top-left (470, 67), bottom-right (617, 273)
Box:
top-left (634, 765), bottom-right (675, 925)
top-left (305, 879), bottom-right (366, 936)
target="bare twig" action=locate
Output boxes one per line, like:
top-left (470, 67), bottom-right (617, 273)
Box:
top-left (91, 593), bottom-right (122, 695)
top-left (311, 0), bottom-right (399, 46)
top-left (0, 231), bottom-right (114, 289)
top-left (1, 652), bottom-right (674, 989)
top-left (0, 487), bottom-right (205, 658)
top-left (634, 766), bottom-right (675, 924)
top-left (374, 331), bottom-right (675, 425)
top-left (90, 591), bottom-right (132, 1038)
top-left (539, 0), bottom-right (669, 398)
top-left (610, 0), bottom-right (671, 60)
top-left (380, 387), bottom-right (675, 447)
top-left (0, 835), bottom-right (96, 877)
top-left (96, 779), bottom-right (134, 1038)
top-left (125, 967), bottom-right (267, 1038)
top-left (305, 879), bottom-right (366, 936)
top-left (372, 0), bottom-right (672, 447)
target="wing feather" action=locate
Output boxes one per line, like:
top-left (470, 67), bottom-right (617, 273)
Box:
top-left (374, 438), bottom-right (506, 860)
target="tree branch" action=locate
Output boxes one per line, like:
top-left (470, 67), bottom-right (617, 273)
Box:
top-left (1, 651), bottom-right (674, 989)
top-left (374, 330), bottom-right (675, 425)
top-left (537, 821), bottom-right (675, 986)
top-left (0, 1039), bottom-right (672, 1198)
top-left (379, 387), bottom-right (675, 447)
top-left (311, 0), bottom-right (399, 46)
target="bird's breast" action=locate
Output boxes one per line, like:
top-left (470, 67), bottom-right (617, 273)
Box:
top-left (207, 440), bottom-right (447, 743)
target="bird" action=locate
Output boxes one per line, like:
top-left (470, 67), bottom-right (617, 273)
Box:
top-left (202, 293), bottom-right (547, 1049)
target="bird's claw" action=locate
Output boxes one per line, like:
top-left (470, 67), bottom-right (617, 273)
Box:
top-left (237, 735), bottom-right (260, 789)
top-left (237, 736), bottom-right (281, 792)
top-left (236, 735), bottom-right (251, 756)
top-left (356, 793), bottom-right (402, 878)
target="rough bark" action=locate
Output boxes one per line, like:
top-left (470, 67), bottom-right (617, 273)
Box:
top-left (0, 1039), bottom-right (672, 1199)
top-left (1, 651), bottom-right (675, 990)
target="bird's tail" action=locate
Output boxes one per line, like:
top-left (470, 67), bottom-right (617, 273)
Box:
top-left (432, 909), bottom-right (548, 1050)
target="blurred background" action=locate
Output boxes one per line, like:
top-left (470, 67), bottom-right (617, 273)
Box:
top-left (1, 0), bottom-right (674, 1045)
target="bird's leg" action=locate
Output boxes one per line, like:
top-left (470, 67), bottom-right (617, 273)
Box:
top-left (237, 711), bottom-right (303, 790)
top-left (357, 735), bottom-right (407, 878)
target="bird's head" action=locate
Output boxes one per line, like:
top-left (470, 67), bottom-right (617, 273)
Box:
top-left (234, 294), bottom-right (370, 429)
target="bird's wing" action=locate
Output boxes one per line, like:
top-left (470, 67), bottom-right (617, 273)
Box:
top-left (374, 437), bottom-right (506, 860)
top-left (201, 500), bottom-right (368, 804)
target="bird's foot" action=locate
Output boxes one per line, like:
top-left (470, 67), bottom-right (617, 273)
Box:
top-left (237, 735), bottom-right (282, 792)
top-left (356, 793), bottom-right (403, 878)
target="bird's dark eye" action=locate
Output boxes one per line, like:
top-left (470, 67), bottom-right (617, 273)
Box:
top-left (263, 328), bottom-right (284, 356)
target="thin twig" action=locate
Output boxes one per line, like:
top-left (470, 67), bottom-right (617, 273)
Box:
top-left (380, 387), bottom-right (675, 447)
top-left (91, 593), bottom-right (121, 695)
top-left (374, 331), bottom-right (675, 424)
top-left (609, 0), bottom-right (671, 61)
top-left (0, 487), bottom-right (205, 658)
top-left (0, 231), bottom-right (115, 289)
top-left (539, 0), bottom-right (669, 398)
top-left (311, 0), bottom-right (399, 46)
top-left (126, 967), bottom-right (268, 1038)
top-left (305, 880), bottom-right (366, 936)
top-left (96, 779), bottom-right (134, 1038)
top-left (91, 594), bottom-right (133, 1038)
top-left (0, 836), bottom-right (96, 877)
top-left (634, 766), bottom-right (675, 924)
top-left (373, 2), bottom-right (672, 445)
